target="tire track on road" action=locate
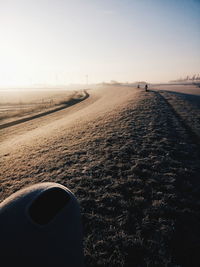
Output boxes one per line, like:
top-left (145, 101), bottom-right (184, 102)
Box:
top-left (0, 90), bottom-right (89, 130)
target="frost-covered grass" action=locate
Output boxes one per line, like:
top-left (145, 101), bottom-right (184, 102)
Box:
top-left (1, 89), bottom-right (200, 266)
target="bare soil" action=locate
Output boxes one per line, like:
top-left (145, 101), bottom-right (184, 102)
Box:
top-left (0, 85), bottom-right (200, 266)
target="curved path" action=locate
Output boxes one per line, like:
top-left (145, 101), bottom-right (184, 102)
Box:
top-left (0, 86), bottom-right (139, 154)
top-left (0, 90), bottom-right (89, 130)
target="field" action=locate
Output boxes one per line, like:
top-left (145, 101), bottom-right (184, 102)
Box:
top-left (0, 89), bottom-right (86, 126)
top-left (0, 84), bottom-right (200, 266)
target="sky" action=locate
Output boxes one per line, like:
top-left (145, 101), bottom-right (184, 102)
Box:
top-left (0, 0), bottom-right (199, 87)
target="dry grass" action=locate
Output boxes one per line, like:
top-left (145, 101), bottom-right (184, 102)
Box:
top-left (159, 90), bottom-right (200, 139)
top-left (1, 86), bottom-right (200, 266)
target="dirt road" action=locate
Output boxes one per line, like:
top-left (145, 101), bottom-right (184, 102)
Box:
top-left (1, 85), bottom-right (200, 266)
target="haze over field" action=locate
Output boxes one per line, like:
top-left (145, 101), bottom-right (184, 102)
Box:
top-left (0, 89), bottom-right (87, 125)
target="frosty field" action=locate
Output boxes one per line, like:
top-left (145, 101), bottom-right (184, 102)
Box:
top-left (1, 84), bottom-right (200, 266)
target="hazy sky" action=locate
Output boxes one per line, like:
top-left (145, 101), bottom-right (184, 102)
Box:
top-left (0, 0), bottom-right (199, 86)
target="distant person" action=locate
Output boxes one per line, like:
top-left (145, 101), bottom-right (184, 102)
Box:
top-left (137, 84), bottom-right (140, 89)
top-left (145, 84), bottom-right (148, 92)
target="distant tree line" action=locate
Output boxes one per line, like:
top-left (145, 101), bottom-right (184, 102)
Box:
top-left (171, 74), bottom-right (200, 82)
